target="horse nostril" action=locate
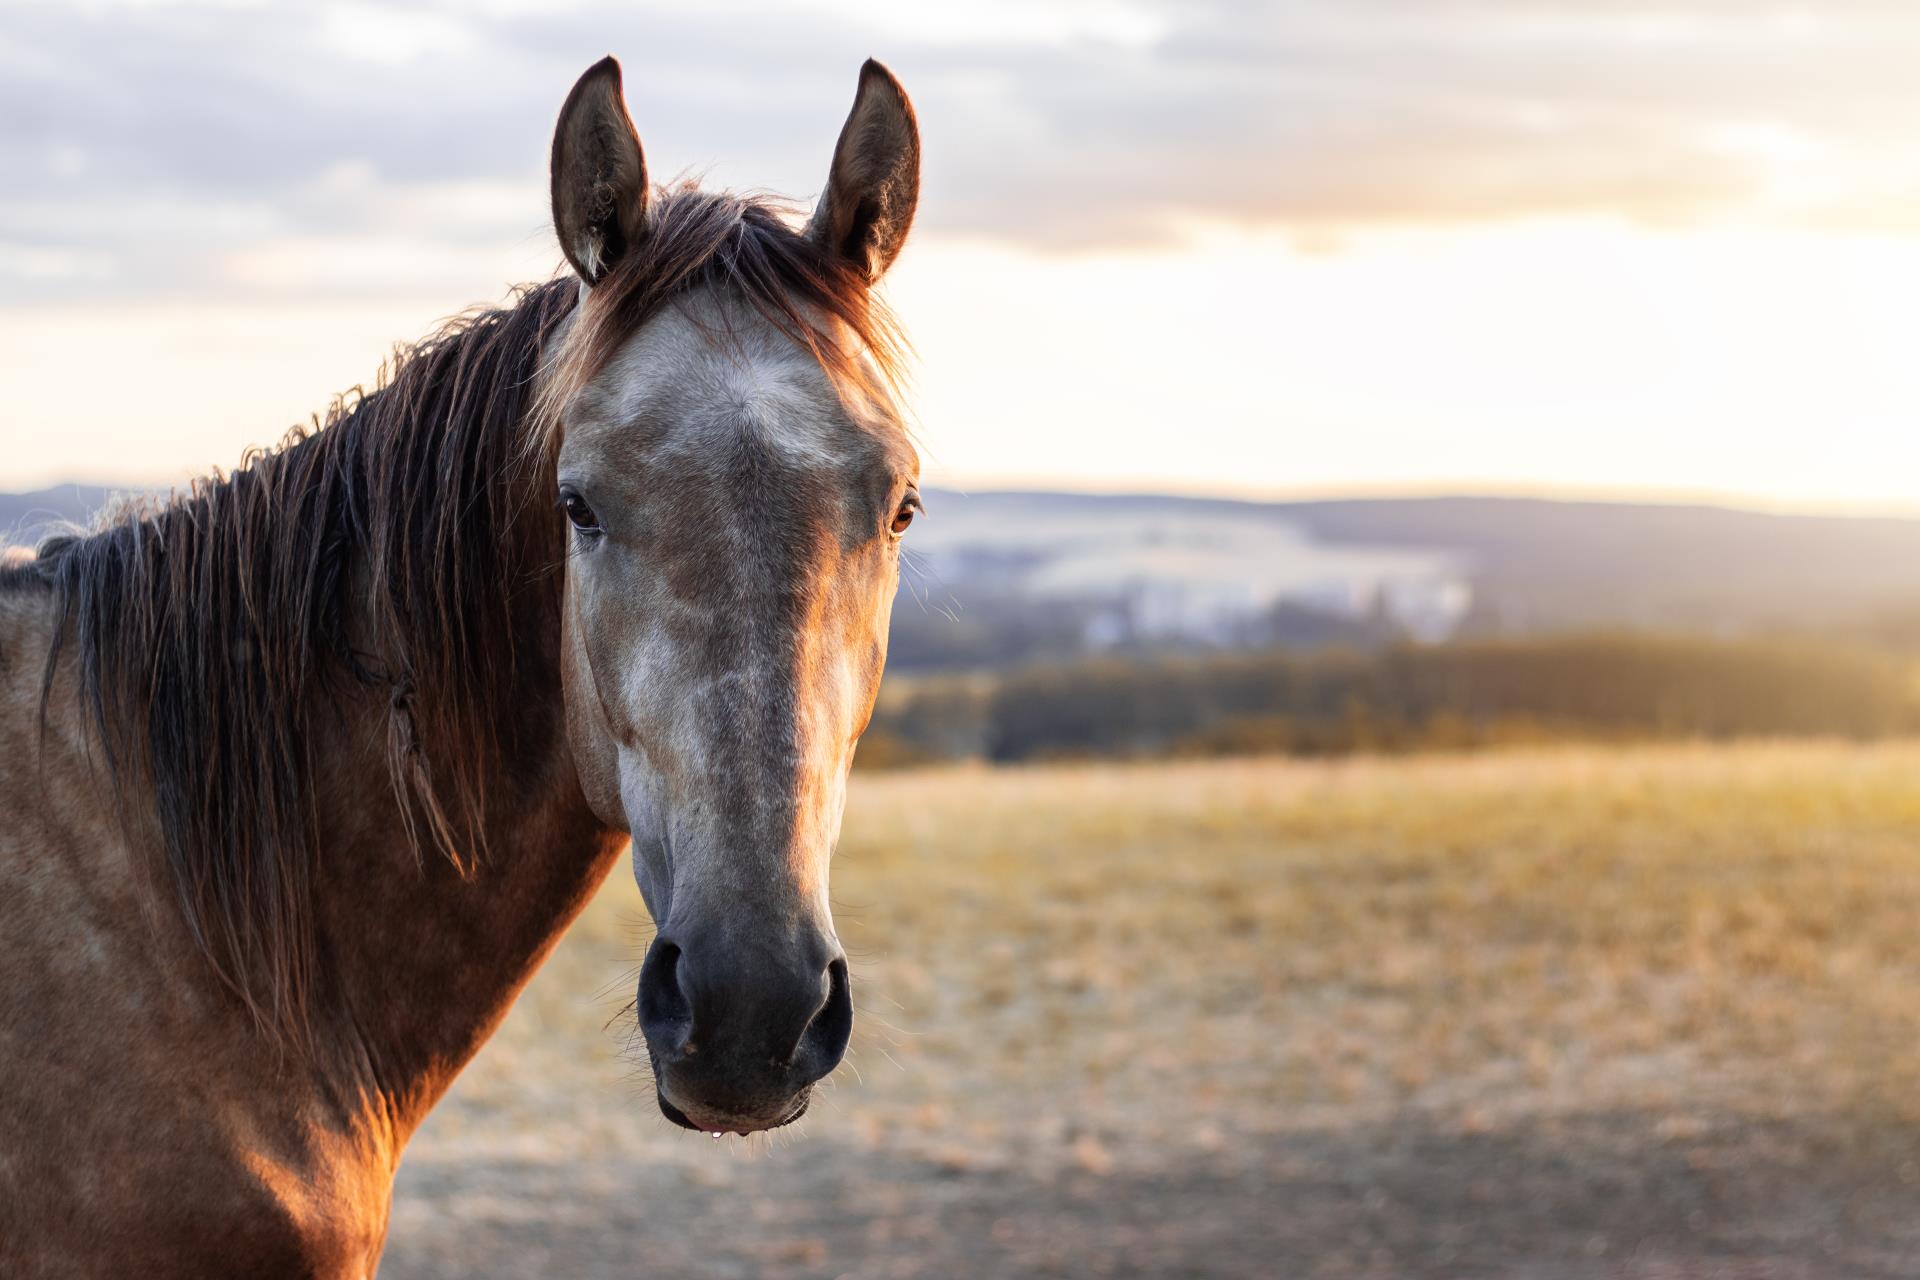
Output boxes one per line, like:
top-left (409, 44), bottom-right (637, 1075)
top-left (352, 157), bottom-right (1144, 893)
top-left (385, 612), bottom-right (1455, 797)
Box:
top-left (640, 935), bottom-right (850, 1091)
top-left (793, 957), bottom-right (853, 1083)
top-left (637, 940), bottom-right (692, 1054)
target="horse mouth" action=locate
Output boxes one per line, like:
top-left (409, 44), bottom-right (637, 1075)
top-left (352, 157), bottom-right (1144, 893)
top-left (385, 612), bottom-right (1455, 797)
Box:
top-left (656, 1088), bottom-right (811, 1136)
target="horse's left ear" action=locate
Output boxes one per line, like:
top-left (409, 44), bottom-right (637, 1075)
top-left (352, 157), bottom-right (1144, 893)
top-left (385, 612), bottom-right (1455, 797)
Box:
top-left (807, 59), bottom-right (920, 281)
top-left (550, 56), bottom-right (649, 285)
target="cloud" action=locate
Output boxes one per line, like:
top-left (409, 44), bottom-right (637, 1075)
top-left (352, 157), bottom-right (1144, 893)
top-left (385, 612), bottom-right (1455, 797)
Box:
top-left (926, 0), bottom-right (1920, 244)
top-left (4, 0), bottom-right (1919, 301)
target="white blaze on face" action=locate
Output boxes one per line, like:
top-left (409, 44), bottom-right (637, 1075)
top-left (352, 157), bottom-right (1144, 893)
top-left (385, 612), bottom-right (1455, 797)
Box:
top-left (555, 286), bottom-right (911, 932)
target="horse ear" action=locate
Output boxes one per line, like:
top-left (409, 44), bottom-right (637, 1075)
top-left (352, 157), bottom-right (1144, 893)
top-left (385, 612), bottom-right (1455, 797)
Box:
top-left (807, 59), bottom-right (920, 281)
top-left (550, 56), bottom-right (649, 285)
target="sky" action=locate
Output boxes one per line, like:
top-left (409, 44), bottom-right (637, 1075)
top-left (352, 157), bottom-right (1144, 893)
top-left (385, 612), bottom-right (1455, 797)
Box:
top-left (3, 0), bottom-right (1919, 511)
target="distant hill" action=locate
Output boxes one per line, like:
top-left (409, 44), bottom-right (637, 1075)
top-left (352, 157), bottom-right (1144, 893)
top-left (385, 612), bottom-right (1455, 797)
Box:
top-left (10, 483), bottom-right (1920, 670)
top-left (890, 490), bottom-right (1920, 668)
top-left (1273, 495), bottom-right (1920, 636)
top-left (0, 484), bottom-right (113, 546)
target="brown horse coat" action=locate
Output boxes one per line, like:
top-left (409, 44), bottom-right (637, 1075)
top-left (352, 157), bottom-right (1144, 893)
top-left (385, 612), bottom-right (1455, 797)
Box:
top-left (0, 55), bottom-right (921, 1277)
top-left (0, 577), bottom-right (620, 1274)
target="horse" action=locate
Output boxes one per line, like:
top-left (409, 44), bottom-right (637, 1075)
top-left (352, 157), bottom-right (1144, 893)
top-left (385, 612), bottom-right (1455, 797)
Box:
top-left (0, 55), bottom-right (922, 1277)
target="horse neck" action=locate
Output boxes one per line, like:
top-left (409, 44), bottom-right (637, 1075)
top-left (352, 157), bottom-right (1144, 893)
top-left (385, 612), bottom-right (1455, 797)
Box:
top-left (23, 275), bottom-right (624, 1151)
top-left (303, 533), bottom-right (624, 1142)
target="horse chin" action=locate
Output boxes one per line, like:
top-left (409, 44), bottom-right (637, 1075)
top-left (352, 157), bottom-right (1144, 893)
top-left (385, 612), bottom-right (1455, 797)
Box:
top-left (655, 1086), bottom-right (811, 1137)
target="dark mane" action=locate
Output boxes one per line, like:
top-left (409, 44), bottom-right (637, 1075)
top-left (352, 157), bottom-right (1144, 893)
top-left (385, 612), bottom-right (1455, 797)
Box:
top-left (27, 278), bottom-right (577, 1043)
top-left (16, 185), bottom-right (903, 1045)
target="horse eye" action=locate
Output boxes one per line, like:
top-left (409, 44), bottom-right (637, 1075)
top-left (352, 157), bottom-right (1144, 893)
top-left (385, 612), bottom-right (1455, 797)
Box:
top-left (890, 495), bottom-right (921, 536)
top-left (560, 491), bottom-right (601, 534)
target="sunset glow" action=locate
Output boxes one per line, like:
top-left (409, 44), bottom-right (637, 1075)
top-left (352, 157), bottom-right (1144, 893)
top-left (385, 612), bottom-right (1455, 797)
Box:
top-left (4, 2), bottom-right (1919, 512)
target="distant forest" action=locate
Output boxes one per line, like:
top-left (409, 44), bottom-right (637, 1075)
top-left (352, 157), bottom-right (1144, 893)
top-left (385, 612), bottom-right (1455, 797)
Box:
top-left (860, 632), bottom-right (1920, 767)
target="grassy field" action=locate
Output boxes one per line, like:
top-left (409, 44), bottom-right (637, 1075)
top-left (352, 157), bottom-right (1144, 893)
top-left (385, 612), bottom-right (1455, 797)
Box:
top-left (382, 741), bottom-right (1920, 1279)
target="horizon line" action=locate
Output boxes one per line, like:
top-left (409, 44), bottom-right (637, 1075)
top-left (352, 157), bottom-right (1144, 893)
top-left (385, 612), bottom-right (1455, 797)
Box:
top-left (10, 473), bottom-right (1920, 523)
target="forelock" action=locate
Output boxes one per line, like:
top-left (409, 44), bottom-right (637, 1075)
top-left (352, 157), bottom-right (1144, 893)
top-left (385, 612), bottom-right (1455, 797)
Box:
top-left (531, 184), bottom-right (909, 464)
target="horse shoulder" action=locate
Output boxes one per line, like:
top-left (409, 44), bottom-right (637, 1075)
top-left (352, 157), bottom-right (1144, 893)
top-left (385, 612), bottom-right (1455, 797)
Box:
top-left (0, 591), bottom-right (393, 1278)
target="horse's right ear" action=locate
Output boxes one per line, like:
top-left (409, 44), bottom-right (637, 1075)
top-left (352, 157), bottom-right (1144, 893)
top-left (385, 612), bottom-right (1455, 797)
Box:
top-left (550, 56), bottom-right (649, 285)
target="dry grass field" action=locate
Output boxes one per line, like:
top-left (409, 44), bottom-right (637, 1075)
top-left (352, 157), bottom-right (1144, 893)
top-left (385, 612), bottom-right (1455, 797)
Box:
top-left (381, 741), bottom-right (1920, 1279)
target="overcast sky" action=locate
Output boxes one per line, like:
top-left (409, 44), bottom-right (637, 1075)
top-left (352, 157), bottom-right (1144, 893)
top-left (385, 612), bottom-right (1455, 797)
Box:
top-left (5, 1), bottom-right (1920, 509)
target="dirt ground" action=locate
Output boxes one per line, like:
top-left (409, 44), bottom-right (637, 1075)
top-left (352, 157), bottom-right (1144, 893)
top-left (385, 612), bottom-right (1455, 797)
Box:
top-left (380, 743), bottom-right (1920, 1278)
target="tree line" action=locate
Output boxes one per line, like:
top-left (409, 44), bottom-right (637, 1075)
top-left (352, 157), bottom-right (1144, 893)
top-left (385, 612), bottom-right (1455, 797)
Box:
top-left (859, 632), bottom-right (1920, 767)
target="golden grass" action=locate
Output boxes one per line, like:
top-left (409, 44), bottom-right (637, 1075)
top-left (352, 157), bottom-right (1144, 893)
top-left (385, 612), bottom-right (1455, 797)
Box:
top-left (383, 740), bottom-right (1920, 1275)
top-left (417, 739), bottom-right (1920, 1179)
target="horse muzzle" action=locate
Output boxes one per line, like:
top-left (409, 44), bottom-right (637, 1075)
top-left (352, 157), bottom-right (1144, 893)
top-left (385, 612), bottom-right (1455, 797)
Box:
top-left (635, 927), bottom-right (852, 1135)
